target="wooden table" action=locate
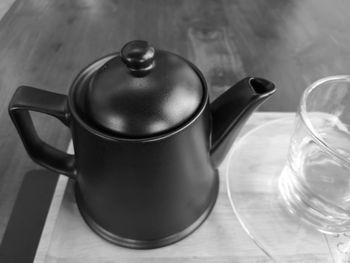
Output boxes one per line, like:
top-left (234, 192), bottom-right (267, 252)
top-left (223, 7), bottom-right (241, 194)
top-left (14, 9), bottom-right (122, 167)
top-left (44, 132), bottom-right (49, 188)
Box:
top-left (1, 0), bottom-right (350, 261)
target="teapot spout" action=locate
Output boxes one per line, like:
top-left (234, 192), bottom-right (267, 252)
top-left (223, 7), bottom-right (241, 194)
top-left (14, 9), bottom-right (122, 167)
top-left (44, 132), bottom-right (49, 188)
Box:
top-left (210, 77), bottom-right (276, 166)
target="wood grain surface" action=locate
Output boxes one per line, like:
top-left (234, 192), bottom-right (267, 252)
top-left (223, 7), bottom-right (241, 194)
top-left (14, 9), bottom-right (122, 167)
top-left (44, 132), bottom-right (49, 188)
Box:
top-left (1, 0), bottom-right (350, 247)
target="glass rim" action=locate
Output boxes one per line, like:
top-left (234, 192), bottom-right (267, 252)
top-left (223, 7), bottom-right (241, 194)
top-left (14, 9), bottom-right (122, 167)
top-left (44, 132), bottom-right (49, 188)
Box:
top-left (299, 75), bottom-right (350, 167)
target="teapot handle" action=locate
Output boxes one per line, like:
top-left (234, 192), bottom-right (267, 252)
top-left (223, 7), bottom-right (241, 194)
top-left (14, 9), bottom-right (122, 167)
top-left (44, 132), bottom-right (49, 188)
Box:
top-left (8, 86), bottom-right (76, 178)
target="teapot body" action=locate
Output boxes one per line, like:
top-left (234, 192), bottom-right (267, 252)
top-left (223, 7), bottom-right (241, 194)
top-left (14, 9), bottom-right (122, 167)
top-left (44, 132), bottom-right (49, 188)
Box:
top-left (70, 98), bottom-right (218, 248)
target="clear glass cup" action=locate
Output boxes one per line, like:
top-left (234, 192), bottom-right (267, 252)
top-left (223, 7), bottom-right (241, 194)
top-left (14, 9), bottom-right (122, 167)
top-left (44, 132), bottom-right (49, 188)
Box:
top-left (279, 75), bottom-right (350, 233)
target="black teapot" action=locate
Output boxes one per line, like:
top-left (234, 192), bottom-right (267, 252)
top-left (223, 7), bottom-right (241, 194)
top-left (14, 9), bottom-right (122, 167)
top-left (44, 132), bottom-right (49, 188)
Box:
top-left (9, 40), bottom-right (275, 248)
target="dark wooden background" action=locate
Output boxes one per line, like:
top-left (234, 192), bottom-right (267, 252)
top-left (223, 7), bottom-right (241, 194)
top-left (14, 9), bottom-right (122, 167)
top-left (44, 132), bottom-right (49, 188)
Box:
top-left (1, 0), bottom-right (350, 244)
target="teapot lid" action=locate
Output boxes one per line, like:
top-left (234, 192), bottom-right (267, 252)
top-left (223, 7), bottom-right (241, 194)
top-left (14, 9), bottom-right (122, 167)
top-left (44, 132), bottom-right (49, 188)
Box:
top-left (76, 40), bottom-right (204, 138)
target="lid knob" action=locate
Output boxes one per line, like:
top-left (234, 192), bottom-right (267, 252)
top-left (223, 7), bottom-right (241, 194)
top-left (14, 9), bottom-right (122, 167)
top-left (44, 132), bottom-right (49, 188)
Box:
top-left (121, 40), bottom-right (155, 74)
